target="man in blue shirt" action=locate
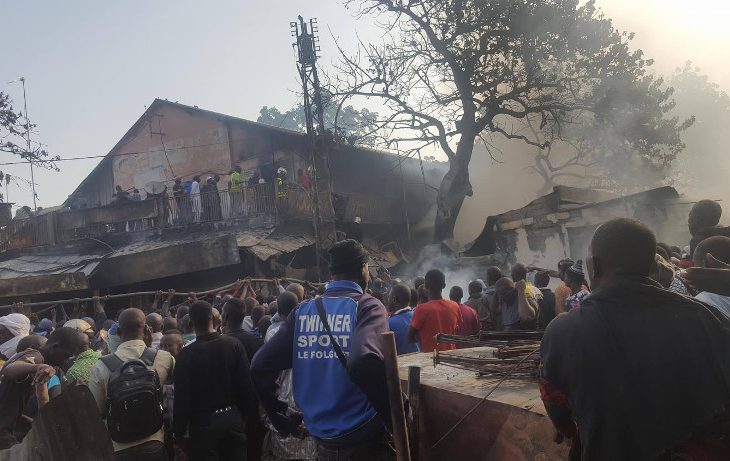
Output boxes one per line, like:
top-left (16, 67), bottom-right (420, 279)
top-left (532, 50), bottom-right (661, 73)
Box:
top-left (387, 284), bottom-right (419, 355)
top-left (251, 240), bottom-right (393, 460)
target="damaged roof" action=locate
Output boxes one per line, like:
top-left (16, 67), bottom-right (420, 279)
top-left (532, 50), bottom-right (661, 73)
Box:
top-left (0, 253), bottom-right (103, 297)
top-left (464, 185), bottom-right (681, 257)
top-left (238, 227), bottom-right (315, 261)
top-left (0, 254), bottom-right (102, 279)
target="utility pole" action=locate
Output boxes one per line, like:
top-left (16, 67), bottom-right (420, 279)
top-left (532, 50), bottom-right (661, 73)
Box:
top-left (291, 15), bottom-right (328, 280)
top-left (19, 77), bottom-right (38, 211)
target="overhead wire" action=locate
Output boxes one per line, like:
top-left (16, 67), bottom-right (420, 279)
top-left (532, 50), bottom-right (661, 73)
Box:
top-left (0, 141), bottom-right (228, 166)
top-left (0, 276), bottom-right (325, 313)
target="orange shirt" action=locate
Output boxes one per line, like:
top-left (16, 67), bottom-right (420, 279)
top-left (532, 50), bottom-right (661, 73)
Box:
top-left (554, 283), bottom-right (571, 314)
top-left (411, 299), bottom-right (462, 352)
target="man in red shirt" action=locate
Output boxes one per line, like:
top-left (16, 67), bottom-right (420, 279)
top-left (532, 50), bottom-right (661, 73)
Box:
top-left (449, 286), bottom-right (481, 337)
top-left (407, 270), bottom-right (462, 352)
top-left (297, 168), bottom-right (312, 190)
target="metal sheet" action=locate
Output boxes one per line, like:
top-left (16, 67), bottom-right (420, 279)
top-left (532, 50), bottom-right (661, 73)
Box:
top-left (235, 227), bottom-right (276, 247)
top-left (242, 228), bottom-right (315, 261)
top-left (91, 233), bottom-right (241, 287)
top-left (0, 273), bottom-right (90, 297)
top-left (0, 254), bottom-right (102, 279)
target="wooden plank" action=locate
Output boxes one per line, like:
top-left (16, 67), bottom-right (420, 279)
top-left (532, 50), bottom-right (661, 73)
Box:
top-left (383, 332), bottom-right (411, 461)
top-left (397, 348), bottom-right (545, 415)
top-left (408, 366), bottom-right (421, 461)
top-left (396, 348), bottom-right (570, 461)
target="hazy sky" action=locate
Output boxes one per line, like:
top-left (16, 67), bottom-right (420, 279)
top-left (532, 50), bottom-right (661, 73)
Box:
top-left (2, 0), bottom-right (729, 210)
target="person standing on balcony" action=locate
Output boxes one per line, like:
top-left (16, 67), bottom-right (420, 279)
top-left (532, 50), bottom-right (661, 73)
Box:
top-left (190, 176), bottom-right (202, 223)
top-left (276, 167), bottom-right (288, 199)
top-left (201, 177), bottom-right (221, 221)
top-left (230, 166), bottom-right (243, 217)
top-left (113, 185), bottom-right (131, 204)
top-left (230, 166), bottom-right (243, 192)
top-left (296, 168), bottom-right (311, 190)
top-left (248, 169), bottom-right (261, 187)
top-left (172, 177), bottom-right (189, 225)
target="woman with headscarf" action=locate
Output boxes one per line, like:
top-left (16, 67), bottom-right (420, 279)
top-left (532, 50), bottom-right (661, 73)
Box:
top-left (0, 313), bottom-right (31, 362)
top-left (564, 260), bottom-right (590, 312)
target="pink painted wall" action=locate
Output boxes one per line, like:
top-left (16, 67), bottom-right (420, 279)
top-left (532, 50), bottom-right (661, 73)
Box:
top-left (112, 104), bottom-right (232, 196)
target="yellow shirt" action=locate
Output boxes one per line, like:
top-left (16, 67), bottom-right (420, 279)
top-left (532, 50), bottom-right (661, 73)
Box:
top-left (88, 340), bottom-right (175, 452)
top-left (230, 171), bottom-right (242, 192)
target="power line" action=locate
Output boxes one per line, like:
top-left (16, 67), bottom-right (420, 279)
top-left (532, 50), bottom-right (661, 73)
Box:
top-left (0, 141), bottom-right (228, 166)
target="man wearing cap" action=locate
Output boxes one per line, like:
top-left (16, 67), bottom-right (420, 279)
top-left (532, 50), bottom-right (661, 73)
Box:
top-left (251, 239), bottom-right (393, 460)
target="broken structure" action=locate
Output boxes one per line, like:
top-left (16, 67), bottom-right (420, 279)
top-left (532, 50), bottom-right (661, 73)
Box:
top-left (0, 99), bottom-right (446, 309)
top-left (464, 185), bottom-right (692, 268)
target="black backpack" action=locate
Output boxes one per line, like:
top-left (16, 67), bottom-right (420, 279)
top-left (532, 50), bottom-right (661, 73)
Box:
top-left (100, 348), bottom-right (163, 443)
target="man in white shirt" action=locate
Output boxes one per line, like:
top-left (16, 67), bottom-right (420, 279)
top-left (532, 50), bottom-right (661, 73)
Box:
top-left (190, 175), bottom-right (202, 222)
top-left (692, 236), bottom-right (730, 317)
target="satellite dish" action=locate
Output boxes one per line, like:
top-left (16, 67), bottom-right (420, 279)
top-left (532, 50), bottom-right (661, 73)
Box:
top-left (145, 181), bottom-right (167, 195)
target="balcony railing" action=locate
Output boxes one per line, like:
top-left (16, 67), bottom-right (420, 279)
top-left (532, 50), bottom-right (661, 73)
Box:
top-left (0, 214), bottom-right (54, 252)
top-left (164, 183), bottom-right (277, 225)
top-left (0, 183), bottom-right (402, 252)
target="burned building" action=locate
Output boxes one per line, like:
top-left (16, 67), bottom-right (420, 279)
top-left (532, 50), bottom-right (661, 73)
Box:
top-left (0, 99), bottom-right (446, 309)
top-left (464, 185), bottom-right (692, 269)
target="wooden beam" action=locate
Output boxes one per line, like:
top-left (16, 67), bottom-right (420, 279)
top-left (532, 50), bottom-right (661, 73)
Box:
top-left (382, 331), bottom-right (411, 461)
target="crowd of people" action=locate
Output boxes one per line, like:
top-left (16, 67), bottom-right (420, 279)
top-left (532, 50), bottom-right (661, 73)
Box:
top-left (102, 165), bottom-right (313, 228)
top-left (0, 199), bottom-right (729, 460)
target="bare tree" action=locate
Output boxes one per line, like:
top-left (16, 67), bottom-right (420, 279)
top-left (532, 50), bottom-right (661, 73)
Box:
top-left (0, 91), bottom-right (59, 170)
top-left (528, 74), bottom-right (693, 195)
top-left (332, 0), bottom-right (673, 241)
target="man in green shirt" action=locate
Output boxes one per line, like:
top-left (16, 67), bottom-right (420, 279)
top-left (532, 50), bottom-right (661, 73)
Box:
top-left (43, 327), bottom-right (101, 386)
top-left (230, 166), bottom-right (242, 192)
top-left (229, 165), bottom-right (243, 216)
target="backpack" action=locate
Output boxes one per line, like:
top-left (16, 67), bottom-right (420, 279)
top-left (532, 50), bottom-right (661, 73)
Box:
top-left (100, 348), bottom-right (163, 443)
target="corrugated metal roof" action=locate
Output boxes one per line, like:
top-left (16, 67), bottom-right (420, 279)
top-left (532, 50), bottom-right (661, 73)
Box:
top-left (235, 228), bottom-right (276, 248)
top-left (366, 246), bottom-right (401, 269)
top-left (0, 254), bottom-right (101, 279)
top-left (240, 228), bottom-right (315, 261)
